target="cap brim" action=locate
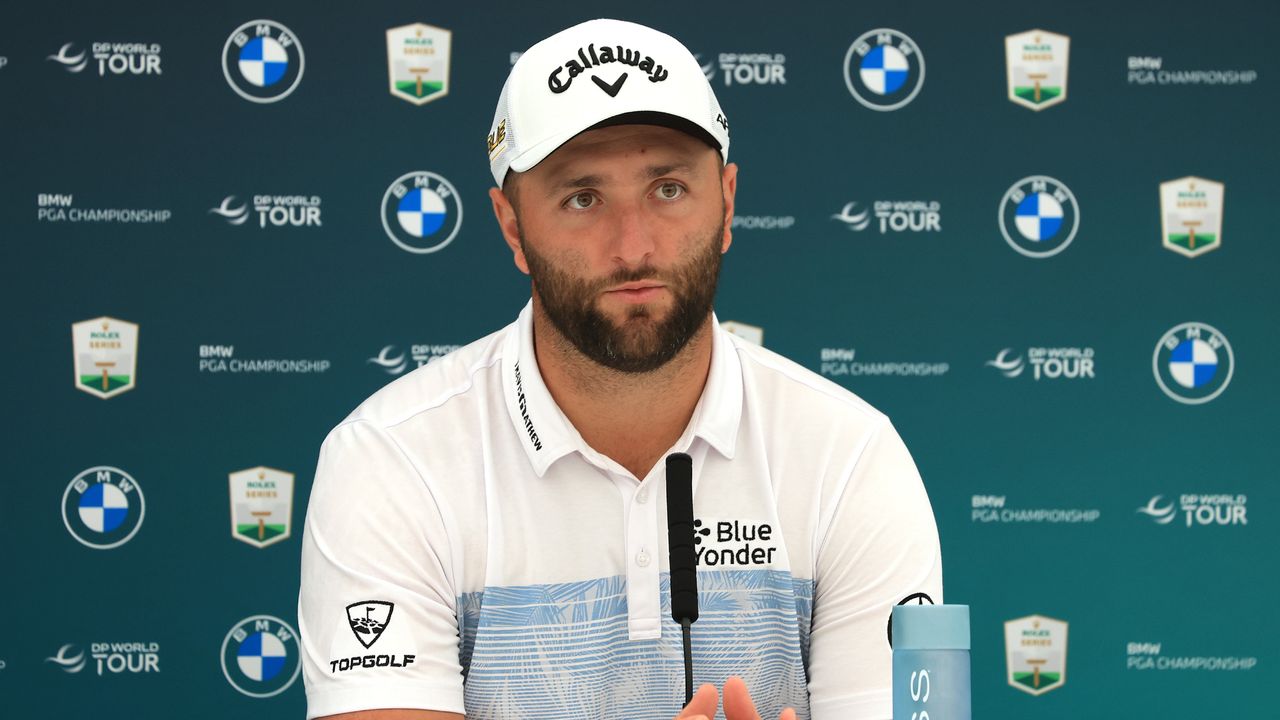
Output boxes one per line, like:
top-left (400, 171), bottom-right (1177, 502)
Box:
top-left (507, 110), bottom-right (724, 176)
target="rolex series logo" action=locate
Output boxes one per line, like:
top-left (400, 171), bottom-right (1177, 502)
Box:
top-left (1160, 176), bottom-right (1224, 257)
top-left (1005, 30), bottom-right (1069, 110)
top-left (229, 466), bottom-right (294, 548)
top-left (71, 317), bottom-right (138, 399)
top-left (386, 23), bottom-right (451, 105)
top-left (1005, 615), bottom-right (1068, 695)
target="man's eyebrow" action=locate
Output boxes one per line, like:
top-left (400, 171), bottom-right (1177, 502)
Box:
top-left (545, 162), bottom-right (701, 198)
top-left (543, 173), bottom-right (606, 199)
top-left (642, 162), bottom-right (697, 179)
top-left (553, 174), bottom-right (607, 193)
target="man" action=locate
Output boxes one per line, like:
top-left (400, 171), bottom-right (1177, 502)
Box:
top-left (299, 18), bottom-right (942, 720)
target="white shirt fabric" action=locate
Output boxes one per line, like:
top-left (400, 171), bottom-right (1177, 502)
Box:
top-left (299, 301), bottom-right (942, 719)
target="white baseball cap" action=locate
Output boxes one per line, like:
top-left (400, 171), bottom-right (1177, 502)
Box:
top-left (486, 18), bottom-right (730, 187)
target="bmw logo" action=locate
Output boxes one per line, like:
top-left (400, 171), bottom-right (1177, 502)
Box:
top-left (222, 20), bottom-right (305, 103)
top-left (1153, 322), bottom-right (1234, 404)
top-left (998, 175), bottom-right (1080, 258)
top-left (380, 171), bottom-right (463, 254)
top-left (61, 466), bottom-right (145, 550)
top-left (844, 29), bottom-right (925, 111)
top-left (221, 615), bottom-right (302, 697)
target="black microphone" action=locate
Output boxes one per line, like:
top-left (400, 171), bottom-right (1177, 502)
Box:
top-left (665, 452), bottom-right (698, 706)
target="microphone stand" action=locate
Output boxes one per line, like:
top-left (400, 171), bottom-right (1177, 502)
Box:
top-left (680, 617), bottom-right (693, 703)
top-left (666, 452), bottom-right (699, 706)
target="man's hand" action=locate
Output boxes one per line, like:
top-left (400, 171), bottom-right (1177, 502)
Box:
top-left (675, 676), bottom-right (798, 720)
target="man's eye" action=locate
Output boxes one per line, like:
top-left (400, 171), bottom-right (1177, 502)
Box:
top-left (656, 183), bottom-right (685, 200)
top-left (567, 192), bottom-right (597, 210)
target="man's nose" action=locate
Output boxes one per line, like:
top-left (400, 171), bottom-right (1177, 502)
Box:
top-left (607, 200), bottom-right (657, 268)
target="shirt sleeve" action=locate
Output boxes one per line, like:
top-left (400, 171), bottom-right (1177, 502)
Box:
top-left (298, 419), bottom-right (466, 719)
top-left (806, 420), bottom-right (944, 720)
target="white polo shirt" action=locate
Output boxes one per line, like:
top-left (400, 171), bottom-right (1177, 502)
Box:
top-left (298, 302), bottom-right (942, 720)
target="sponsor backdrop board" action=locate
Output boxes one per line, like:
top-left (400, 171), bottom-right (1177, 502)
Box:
top-left (1, 1), bottom-right (1275, 717)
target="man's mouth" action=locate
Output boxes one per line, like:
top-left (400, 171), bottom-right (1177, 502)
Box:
top-left (605, 281), bottom-right (666, 302)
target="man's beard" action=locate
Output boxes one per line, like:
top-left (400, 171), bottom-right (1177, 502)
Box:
top-left (522, 221), bottom-right (724, 374)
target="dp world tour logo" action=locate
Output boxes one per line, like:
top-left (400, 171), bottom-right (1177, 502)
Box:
top-left (380, 171), bottom-right (463, 254)
top-left (831, 202), bottom-right (871, 231)
top-left (222, 20), bottom-right (304, 103)
top-left (47, 43), bottom-right (88, 73)
top-left (843, 29), bottom-right (925, 111)
top-left (1136, 495), bottom-right (1177, 524)
top-left (986, 349), bottom-right (1025, 377)
top-left (998, 175), bottom-right (1080, 258)
top-left (210, 196), bottom-right (249, 225)
top-left (369, 346), bottom-right (409, 375)
top-left (1153, 322), bottom-right (1234, 404)
top-left (1138, 493), bottom-right (1247, 527)
top-left (62, 466), bottom-right (145, 549)
top-left (46, 644), bottom-right (87, 673)
top-left (221, 615), bottom-right (301, 698)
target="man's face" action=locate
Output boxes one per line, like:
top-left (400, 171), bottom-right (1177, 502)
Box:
top-left (493, 124), bottom-right (737, 373)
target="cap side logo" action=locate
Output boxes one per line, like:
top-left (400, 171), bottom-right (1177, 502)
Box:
top-left (487, 118), bottom-right (507, 161)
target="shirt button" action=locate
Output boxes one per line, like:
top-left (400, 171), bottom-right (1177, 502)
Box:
top-left (636, 488), bottom-right (649, 504)
top-left (636, 550), bottom-right (651, 567)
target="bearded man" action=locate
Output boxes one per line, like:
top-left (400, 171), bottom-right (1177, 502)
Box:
top-left (299, 18), bottom-right (942, 720)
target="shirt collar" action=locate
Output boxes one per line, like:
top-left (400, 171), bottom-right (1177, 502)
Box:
top-left (685, 312), bottom-right (742, 461)
top-left (501, 302), bottom-right (580, 476)
top-left (502, 300), bottom-right (743, 477)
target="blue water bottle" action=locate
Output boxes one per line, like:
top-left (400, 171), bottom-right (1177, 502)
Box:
top-left (892, 604), bottom-right (971, 720)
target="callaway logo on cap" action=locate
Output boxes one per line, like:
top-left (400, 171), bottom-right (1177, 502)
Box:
top-left (486, 18), bottom-right (730, 186)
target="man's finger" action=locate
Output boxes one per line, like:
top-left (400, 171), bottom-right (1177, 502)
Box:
top-left (676, 683), bottom-right (719, 719)
top-left (720, 675), bottom-right (761, 720)
top-left (778, 708), bottom-right (798, 720)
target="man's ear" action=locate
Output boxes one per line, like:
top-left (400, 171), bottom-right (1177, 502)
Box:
top-left (489, 185), bottom-right (529, 275)
top-left (720, 162), bottom-right (738, 254)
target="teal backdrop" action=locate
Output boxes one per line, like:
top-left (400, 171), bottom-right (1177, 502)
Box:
top-left (2, 0), bottom-right (1275, 717)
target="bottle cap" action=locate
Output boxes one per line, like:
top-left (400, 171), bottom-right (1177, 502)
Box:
top-left (893, 604), bottom-right (970, 651)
